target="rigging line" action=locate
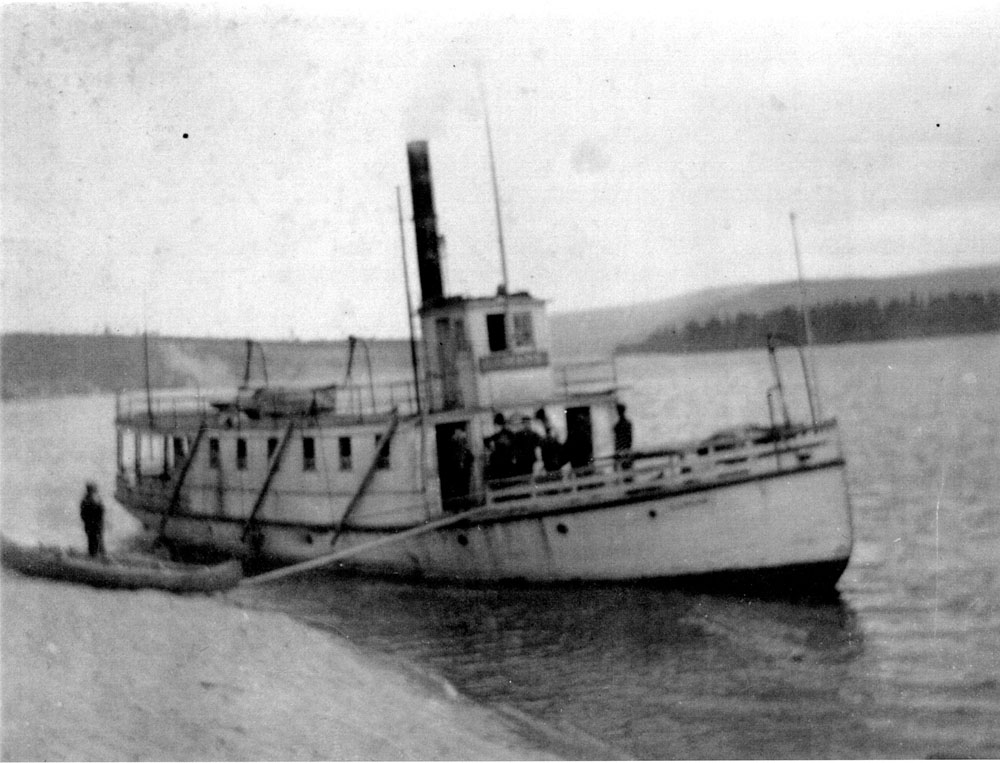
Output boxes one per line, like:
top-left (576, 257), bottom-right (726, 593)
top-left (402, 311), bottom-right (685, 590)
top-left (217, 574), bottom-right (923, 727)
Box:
top-left (477, 76), bottom-right (510, 299)
top-left (241, 420), bottom-right (296, 541)
top-left (789, 211), bottom-right (822, 424)
top-left (142, 327), bottom-right (155, 426)
top-left (242, 494), bottom-right (487, 586)
top-left (157, 420), bottom-right (208, 540)
top-left (396, 185), bottom-right (422, 417)
top-left (396, 184), bottom-right (426, 493)
top-left (328, 410), bottom-right (400, 551)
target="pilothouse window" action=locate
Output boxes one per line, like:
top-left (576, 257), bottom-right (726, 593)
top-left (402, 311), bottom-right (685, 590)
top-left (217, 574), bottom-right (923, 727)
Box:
top-left (486, 313), bottom-right (508, 352)
top-left (512, 311), bottom-right (534, 347)
top-left (208, 438), bottom-right (220, 469)
top-left (339, 437), bottom-right (352, 471)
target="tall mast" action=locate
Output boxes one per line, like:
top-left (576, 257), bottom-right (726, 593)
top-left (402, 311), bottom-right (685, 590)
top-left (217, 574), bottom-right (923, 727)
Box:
top-left (142, 327), bottom-right (154, 426)
top-left (789, 211), bottom-right (821, 424)
top-left (396, 185), bottom-right (422, 415)
top-left (480, 80), bottom-right (510, 297)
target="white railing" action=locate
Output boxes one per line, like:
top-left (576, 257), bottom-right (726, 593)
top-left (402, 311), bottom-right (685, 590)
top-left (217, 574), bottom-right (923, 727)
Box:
top-left (116, 378), bottom-right (420, 430)
top-left (553, 359), bottom-right (619, 396)
top-left (481, 421), bottom-right (840, 509)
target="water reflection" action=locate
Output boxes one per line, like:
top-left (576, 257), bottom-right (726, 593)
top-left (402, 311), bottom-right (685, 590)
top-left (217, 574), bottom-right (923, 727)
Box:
top-left (237, 576), bottom-right (866, 758)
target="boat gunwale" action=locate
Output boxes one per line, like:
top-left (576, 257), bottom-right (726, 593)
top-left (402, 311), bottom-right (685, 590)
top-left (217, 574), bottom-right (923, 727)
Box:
top-left (118, 455), bottom-right (847, 534)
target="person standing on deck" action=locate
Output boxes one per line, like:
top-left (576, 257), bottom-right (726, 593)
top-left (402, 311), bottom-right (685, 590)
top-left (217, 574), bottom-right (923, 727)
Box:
top-left (614, 403), bottom-right (634, 471)
top-left (80, 482), bottom-right (106, 558)
top-left (443, 428), bottom-right (475, 512)
top-left (536, 408), bottom-right (566, 475)
top-left (484, 414), bottom-right (515, 483)
top-left (512, 415), bottom-right (542, 477)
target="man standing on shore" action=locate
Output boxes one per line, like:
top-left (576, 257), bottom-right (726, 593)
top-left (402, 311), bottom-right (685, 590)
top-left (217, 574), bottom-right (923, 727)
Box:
top-left (80, 482), bottom-right (105, 558)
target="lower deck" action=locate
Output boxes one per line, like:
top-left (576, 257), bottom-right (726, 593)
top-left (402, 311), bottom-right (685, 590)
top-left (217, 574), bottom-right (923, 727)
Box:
top-left (118, 415), bottom-right (853, 586)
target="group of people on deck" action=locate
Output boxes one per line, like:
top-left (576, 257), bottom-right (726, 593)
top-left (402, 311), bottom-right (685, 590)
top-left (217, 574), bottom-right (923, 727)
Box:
top-left (483, 404), bottom-right (632, 486)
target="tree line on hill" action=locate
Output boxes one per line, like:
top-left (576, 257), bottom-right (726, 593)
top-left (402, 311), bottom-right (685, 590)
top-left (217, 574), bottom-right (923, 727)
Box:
top-left (618, 291), bottom-right (1000, 354)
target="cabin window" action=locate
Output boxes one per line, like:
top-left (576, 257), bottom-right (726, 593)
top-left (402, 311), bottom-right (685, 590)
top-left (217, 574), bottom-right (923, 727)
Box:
top-left (236, 438), bottom-right (248, 471)
top-left (452, 317), bottom-right (468, 349)
top-left (486, 313), bottom-right (508, 352)
top-left (208, 437), bottom-right (220, 469)
top-left (374, 434), bottom-right (391, 470)
top-left (267, 437), bottom-right (279, 468)
top-left (512, 311), bottom-right (534, 348)
top-left (302, 437), bottom-right (316, 472)
top-left (339, 437), bottom-right (352, 471)
top-left (172, 436), bottom-right (188, 464)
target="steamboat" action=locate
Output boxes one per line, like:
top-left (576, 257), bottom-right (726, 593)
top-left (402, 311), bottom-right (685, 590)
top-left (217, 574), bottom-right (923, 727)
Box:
top-left (115, 141), bottom-right (853, 591)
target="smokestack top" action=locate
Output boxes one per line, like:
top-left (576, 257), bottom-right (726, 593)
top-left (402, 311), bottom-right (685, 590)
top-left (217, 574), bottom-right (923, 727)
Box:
top-left (407, 141), bottom-right (445, 307)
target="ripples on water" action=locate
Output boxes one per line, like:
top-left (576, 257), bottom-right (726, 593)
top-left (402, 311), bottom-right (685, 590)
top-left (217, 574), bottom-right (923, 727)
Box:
top-left (4, 334), bottom-right (999, 758)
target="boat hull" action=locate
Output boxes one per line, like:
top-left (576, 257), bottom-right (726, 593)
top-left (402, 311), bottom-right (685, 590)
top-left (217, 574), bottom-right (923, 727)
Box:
top-left (124, 460), bottom-right (852, 591)
top-left (1, 536), bottom-right (243, 593)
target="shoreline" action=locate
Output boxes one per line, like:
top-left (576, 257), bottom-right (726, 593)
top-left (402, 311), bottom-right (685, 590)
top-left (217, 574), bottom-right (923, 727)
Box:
top-left (2, 573), bottom-right (614, 761)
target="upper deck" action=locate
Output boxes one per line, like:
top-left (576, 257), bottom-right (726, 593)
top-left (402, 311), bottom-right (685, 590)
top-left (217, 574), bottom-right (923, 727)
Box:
top-left (116, 356), bottom-right (620, 433)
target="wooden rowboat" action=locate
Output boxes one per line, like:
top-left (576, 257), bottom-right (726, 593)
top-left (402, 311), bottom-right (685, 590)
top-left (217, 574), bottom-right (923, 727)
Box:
top-left (0, 535), bottom-right (243, 593)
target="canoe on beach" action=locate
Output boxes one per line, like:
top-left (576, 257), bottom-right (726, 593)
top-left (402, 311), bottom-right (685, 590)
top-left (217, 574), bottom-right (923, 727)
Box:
top-left (0, 535), bottom-right (243, 593)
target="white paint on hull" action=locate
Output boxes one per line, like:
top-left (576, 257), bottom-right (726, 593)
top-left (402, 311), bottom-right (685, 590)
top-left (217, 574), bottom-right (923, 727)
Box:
top-left (131, 462), bottom-right (851, 583)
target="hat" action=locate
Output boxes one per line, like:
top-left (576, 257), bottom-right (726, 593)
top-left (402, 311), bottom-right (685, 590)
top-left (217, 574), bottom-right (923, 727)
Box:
top-left (493, 413), bottom-right (506, 426)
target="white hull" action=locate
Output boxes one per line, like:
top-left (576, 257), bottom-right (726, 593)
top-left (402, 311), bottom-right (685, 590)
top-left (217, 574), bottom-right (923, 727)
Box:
top-left (124, 459), bottom-right (851, 588)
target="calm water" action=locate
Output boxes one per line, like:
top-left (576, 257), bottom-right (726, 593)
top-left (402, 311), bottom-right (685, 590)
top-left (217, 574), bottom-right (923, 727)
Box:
top-left (4, 334), bottom-right (999, 758)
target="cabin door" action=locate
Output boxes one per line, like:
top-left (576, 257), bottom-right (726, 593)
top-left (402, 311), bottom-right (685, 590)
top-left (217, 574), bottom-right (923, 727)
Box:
top-left (435, 317), bottom-right (465, 409)
top-left (435, 422), bottom-right (475, 513)
top-left (565, 406), bottom-right (594, 471)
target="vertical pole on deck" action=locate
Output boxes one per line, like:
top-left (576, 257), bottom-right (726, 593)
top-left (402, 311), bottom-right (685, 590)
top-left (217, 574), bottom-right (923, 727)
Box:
top-left (479, 79), bottom-right (510, 299)
top-left (789, 212), bottom-right (821, 425)
top-left (397, 185), bottom-right (422, 416)
top-left (143, 329), bottom-right (155, 426)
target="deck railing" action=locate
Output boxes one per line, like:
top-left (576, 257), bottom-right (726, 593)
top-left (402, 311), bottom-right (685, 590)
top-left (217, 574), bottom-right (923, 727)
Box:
top-left (116, 378), bottom-right (420, 430)
top-left (481, 421), bottom-right (840, 509)
top-left (553, 359), bottom-right (619, 396)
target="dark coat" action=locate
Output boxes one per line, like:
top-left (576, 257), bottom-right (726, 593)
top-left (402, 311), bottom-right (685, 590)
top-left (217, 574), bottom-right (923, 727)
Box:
top-left (512, 428), bottom-right (542, 476)
top-left (485, 427), bottom-right (516, 481)
top-left (80, 494), bottom-right (104, 527)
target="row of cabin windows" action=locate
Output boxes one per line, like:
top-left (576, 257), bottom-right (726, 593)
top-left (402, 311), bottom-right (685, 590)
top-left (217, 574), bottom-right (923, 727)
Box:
top-left (205, 435), bottom-right (389, 472)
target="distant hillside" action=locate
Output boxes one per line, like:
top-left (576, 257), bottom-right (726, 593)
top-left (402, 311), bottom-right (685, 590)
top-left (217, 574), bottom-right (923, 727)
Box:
top-left (623, 291), bottom-right (1000, 353)
top-left (5, 264), bottom-right (998, 398)
top-left (549, 263), bottom-right (1000, 359)
top-left (1, 334), bottom-right (413, 400)
top-left (548, 285), bottom-right (749, 360)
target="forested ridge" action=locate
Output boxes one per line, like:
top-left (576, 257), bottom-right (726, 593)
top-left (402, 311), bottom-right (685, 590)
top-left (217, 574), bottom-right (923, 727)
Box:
top-left (619, 291), bottom-right (1000, 354)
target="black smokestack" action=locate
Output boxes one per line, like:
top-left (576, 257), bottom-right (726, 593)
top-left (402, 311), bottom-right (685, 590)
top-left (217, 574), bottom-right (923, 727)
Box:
top-left (406, 140), bottom-right (445, 306)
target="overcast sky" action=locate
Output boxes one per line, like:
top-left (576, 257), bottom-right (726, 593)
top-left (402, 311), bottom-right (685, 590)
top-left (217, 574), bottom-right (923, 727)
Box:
top-left (3, 3), bottom-right (999, 339)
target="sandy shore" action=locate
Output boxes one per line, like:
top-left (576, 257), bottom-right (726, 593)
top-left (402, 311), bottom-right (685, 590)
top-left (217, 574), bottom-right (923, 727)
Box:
top-left (1, 573), bottom-right (580, 761)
